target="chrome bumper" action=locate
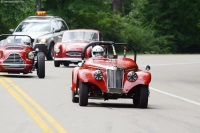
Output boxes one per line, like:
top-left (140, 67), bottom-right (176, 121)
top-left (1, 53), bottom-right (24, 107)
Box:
top-left (54, 58), bottom-right (82, 62)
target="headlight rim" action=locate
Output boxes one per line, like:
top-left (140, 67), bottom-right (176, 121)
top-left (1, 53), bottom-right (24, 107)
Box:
top-left (94, 69), bottom-right (103, 80)
top-left (28, 51), bottom-right (34, 60)
top-left (127, 71), bottom-right (137, 82)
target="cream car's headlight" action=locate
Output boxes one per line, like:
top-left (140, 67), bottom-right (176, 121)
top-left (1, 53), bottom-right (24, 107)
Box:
top-left (94, 69), bottom-right (103, 80)
top-left (28, 52), bottom-right (34, 59)
top-left (38, 38), bottom-right (47, 43)
top-left (127, 71), bottom-right (137, 82)
top-left (54, 47), bottom-right (60, 53)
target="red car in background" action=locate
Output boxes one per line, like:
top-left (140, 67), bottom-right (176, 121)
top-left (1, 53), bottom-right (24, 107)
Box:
top-left (0, 34), bottom-right (45, 78)
top-left (71, 41), bottom-right (151, 108)
top-left (54, 29), bottom-right (101, 67)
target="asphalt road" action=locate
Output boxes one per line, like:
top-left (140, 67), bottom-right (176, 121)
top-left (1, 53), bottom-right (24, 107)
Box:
top-left (0, 54), bottom-right (200, 133)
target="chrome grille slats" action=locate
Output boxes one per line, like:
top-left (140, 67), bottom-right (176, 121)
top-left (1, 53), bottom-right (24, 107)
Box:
top-left (66, 51), bottom-right (82, 57)
top-left (106, 67), bottom-right (124, 93)
top-left (3, 53), bottom-right (25, 69)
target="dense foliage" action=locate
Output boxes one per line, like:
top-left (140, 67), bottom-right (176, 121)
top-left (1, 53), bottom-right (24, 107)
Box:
top-left (0, 0), bottom-right (199, 53)
top-left (0, 0), bottom-right (36, 33)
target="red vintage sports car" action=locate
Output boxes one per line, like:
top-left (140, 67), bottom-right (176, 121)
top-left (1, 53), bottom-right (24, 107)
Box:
top-left (0, 34), bottom-right (45, 78)
top-left (71, 41), bottom-right (151, 108)
top-left (54, 29), bottom-right (101, 67)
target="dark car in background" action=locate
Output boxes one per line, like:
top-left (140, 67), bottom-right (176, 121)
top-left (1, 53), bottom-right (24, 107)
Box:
top-left (10, 11), bottom-right (69, 60)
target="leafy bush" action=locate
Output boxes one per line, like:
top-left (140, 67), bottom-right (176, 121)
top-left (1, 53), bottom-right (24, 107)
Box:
top-left (0, 1), bottom-right (36, 34)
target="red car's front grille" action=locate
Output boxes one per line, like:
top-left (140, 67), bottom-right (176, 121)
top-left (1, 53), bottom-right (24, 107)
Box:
top-left (106, 67), bottom-right (124, 93)
top-left (66, 51), bottom-right (81, 57)
top-left (3, 53), bottom-right (25, 69)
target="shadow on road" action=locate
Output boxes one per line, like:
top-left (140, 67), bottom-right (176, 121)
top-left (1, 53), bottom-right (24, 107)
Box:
top-left (85, 101), bottom-right (155, 109)
top-left (88, 102), bottom-right (135, 108)
top-left (0, 74), bottom-right (35, 78)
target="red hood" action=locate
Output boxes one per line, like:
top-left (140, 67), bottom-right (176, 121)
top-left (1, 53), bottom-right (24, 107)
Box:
top-left (0, 44), bottom-right (33, 58)
top-left (84, 57), bottom-right (138, 70)
top-left (0, 44), bottom-right (32, 51)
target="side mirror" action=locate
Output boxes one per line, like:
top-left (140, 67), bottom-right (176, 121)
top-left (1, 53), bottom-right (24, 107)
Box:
top-left (52, 28), bottom-right (60, 33)
top-left (145, 65), bottom-right (151, 71)
top-left (78, 62), bottom-right (83, 67)
top-left (55, 29), bottom-right (61, 33)
top-left (9, 29), bottom-right (14, 33)
top-left (58, 36), bottom-right (62, 42)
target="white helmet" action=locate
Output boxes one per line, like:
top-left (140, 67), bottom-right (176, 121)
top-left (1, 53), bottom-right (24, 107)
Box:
top-left (92, 45), bottom-right (104, 57)
top-left (21, 37), bottom-right (31, 45)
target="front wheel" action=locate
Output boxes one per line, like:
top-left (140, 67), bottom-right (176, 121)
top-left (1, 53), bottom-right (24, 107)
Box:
top-left (79, 80), bottom-right (88, 106)
top-left (46, 43), bottom-right (54, 60)
top-left (37, 52), bottom-right (45, 78)
top-left (133, 85), bottom-right (149, 108)
top-left (54, 61), bottom-right (60, 67)
top-left (63, 62), bottom-right (69, 67)
top-left (72, 91), bottom-right (79, 103)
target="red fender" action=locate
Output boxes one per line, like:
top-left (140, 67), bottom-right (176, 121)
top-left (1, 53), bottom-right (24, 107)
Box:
top-left (123, 71), bottom-right (151, 93)
top-left (78, 69), bottom-right (108, 92)
top-left (71, 67), bottom-right (80, 92)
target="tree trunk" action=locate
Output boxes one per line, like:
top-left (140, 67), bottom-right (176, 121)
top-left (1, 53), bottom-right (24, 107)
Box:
top-left (112, 0), bottom-right (122, 13)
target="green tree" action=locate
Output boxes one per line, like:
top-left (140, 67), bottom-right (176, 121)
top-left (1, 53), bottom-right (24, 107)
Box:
top-left (139, 0), bottom-right (200, 53)
top-left (42, 0), bottom-right (156, 53)
top-left (0, 0), bottom-right (36, 34)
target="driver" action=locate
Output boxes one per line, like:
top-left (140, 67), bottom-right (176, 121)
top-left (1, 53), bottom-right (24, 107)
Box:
top-left (21, 37), bottom-right (31, 45)
top-left (91, 45), bottom-right (104, 57)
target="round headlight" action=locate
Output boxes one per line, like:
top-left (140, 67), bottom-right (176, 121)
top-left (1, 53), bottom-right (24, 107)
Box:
top-left (127, 71), bottom-right (137, 82)
top-left (54, 47), bottom-right (60, 53)
top-left (145, 65), bottom-right (151, 71)
top-left (94, 69), bottom-right (103, 80)
top-left (39, 38), bottom-right (47, 43)
top-left (28, 52), bottom-right (34, 60)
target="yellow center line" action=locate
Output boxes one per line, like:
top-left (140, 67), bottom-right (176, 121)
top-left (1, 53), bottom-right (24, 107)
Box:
top-left (0, 76), bottom-right (68, 133)
top-left (0, 78), bottom-right (53, 133)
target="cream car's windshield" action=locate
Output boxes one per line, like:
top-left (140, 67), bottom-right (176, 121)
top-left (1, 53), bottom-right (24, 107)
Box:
top-left (15, 22), bottom-right (50, 32)
top-left (62, 31), bottom-right (99, 42)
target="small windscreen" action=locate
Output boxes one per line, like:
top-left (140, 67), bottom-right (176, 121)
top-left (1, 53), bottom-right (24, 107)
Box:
top-left (62, 31), bottom-right (99, 42)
